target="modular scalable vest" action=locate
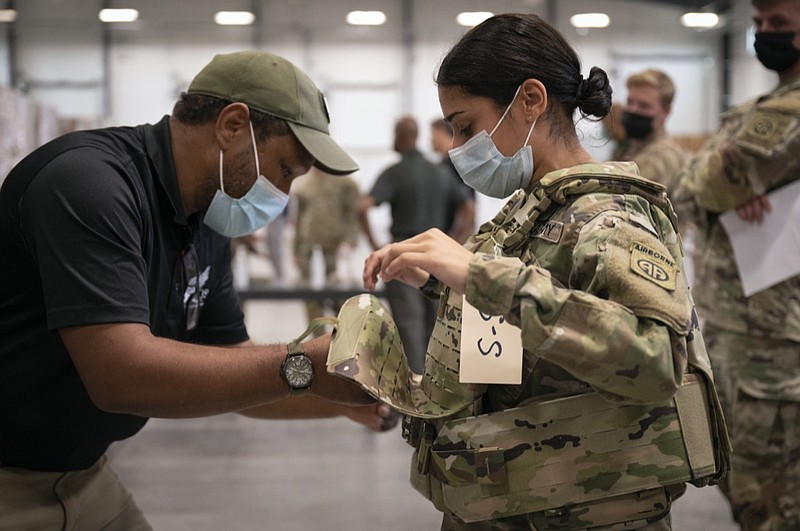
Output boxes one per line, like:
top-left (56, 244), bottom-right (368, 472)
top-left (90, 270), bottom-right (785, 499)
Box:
top-left (323, 164), bottom-right (731, 529)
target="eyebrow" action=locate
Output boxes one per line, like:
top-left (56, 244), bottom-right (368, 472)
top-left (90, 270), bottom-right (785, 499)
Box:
top-left (444, 111), bottom-right (464, 124)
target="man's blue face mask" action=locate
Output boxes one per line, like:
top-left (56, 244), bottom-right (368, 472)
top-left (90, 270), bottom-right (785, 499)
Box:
top-left (204, 122), bottom-right (289, 238)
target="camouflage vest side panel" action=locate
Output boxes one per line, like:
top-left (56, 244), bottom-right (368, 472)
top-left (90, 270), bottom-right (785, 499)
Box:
top-left (408, 163), bottom-right (731, 527)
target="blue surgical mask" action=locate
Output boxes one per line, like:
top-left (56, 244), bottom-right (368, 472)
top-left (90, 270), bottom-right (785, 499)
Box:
top-left (204, 122), bottom-right (289, 238)
top-left (448, 85), bottom-right (536, 198)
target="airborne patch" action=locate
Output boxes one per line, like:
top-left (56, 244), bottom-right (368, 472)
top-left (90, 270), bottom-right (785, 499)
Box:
top-left (735, 111), bottom-right (797, 157)
top-left (533, 220), bottom-right (563, 243)
top-left (629, 242), bottom-right (677, 291)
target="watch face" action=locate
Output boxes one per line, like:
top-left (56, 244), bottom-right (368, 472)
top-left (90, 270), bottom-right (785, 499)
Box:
top-left (284, 355), bottom-right (313, 389)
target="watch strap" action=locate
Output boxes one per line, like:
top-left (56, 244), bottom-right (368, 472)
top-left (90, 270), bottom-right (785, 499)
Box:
top-left (419, 274), bottom-right (441, 299)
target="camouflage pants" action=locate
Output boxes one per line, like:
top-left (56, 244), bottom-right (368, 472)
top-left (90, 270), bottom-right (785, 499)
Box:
top-left (703, 325), bottom-right (800, 530)
top-left (440, 511), bottom-right (672, 530)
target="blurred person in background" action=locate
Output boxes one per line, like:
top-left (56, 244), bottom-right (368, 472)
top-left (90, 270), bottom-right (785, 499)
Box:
top-left (612, 68), bottom-right (689, 200)
top-left (674, 0), bottom-right (800, 528)
top-left (359, 115), bottom-right (471, 374)
top-left (292, 167), bottom-right (360, 334)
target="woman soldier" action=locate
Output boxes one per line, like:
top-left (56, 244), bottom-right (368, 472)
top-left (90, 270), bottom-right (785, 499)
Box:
top-left (362, 13), bottom-right (728, 531)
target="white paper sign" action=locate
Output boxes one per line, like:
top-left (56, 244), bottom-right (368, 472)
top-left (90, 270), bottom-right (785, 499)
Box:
top-left (459, 296), bottom-right (523, 384)
top-left (719, 179), bottom-right (800, 297)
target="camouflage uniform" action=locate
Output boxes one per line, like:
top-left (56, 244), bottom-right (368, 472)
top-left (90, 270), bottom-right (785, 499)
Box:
top-left (674, 74), bottom-right (800, 530)
top-left (292, 171), bottom-right (359, 326)
top-left (612, 133), bottom-right (689, 201)
top-left (328, 162), bottom-right (729, 530)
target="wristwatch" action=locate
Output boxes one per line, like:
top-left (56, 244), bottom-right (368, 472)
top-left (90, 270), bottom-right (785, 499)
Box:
top-left (280, 340), bottom-right (314, 395)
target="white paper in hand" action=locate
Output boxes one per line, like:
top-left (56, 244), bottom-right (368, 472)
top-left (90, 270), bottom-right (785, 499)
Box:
top-left (719, 179), bottom-right (800, 297)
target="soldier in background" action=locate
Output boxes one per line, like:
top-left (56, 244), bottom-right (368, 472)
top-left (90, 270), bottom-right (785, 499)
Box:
top-left (613, 69), bottom-right (689, 199)
top-left (674, 0), bottom-right (800, 528)
top-left (292, 167), bottom-right (360, 333)
top-left (363, 13), bottom-right (729, 530)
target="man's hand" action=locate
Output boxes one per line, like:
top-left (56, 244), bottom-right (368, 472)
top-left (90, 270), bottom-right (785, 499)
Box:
top-left (342, 403), bottom-right (401, 432)
top-left (735, 195), bottom-right (772, 224)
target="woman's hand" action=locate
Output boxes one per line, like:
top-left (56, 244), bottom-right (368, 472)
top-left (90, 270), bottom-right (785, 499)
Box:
top-left (362, 229), bottom-right (473, 294)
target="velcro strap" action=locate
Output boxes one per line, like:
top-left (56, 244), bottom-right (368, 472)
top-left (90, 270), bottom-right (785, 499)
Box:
top-left (673, 375), bottom-right (716, 479)
top-left (288, 316), bottom-right (338, 354)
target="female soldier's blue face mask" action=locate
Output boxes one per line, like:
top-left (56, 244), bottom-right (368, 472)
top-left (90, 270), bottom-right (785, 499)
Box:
top-left (448, 85), bottom-right (536, 199)
top-left (204, 122), bottom-right (289, 238)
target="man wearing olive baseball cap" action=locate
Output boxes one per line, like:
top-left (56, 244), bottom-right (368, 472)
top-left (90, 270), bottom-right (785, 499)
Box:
top-left (185, 50), bottom-right (358, 238)
top-left (0, 50), bottom-right (392, 530)
top-left (188, 50), bottom-right (358, 177)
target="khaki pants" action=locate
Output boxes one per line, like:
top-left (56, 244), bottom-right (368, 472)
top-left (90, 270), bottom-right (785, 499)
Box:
top-left (0, 455), bottom-right (152, 531)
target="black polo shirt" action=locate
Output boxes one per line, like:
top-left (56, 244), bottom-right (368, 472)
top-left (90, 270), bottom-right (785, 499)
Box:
top-left (0, 116), bottom-right (249, 471)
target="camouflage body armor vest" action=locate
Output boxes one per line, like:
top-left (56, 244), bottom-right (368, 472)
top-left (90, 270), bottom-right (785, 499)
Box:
top-left (398, 165), bottom-right (731, 529)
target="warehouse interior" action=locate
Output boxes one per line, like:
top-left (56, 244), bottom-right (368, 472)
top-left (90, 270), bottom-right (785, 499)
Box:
top-left (0, 1), bottom-right (772, 529)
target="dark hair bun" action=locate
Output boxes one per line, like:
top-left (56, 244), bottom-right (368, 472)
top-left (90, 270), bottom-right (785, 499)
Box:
top-left (576, 66), bottom-right (612, 118)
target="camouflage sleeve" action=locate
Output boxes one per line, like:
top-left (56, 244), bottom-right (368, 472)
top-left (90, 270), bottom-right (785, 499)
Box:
top-left (671, 171), bottom-right (703, 235)
top-left (679, 97), bottom-right (800, 213)
top-left (465, 212), bottom-right (690, 404)
top-left (676, 116), bottom-right (754, 214)
top-left (633, 140), bottom-right (689, 197)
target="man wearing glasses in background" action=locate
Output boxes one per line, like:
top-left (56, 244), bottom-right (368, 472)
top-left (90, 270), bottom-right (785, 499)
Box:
top-left (0, 50), bottom-right (394, 531)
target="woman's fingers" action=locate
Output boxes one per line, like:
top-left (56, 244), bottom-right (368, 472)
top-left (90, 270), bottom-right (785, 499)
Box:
top-left (361, 229), bottom-right (472, 293)
top-left (380, 230), bottom-right (472, 294)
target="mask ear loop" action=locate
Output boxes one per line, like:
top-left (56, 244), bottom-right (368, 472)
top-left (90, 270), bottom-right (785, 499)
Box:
top-left (248, 121), bottom-right (261, 177)
top-left (218, 151), bottom-right (226, 194)
top-left (523, 119), bottom-right (537, 147)
top-left (490, 85), bottom-right (523, 137)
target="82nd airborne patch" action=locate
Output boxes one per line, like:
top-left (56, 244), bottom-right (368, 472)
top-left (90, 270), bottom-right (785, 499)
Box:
top-left (629, 242), bottom-right (677, 291)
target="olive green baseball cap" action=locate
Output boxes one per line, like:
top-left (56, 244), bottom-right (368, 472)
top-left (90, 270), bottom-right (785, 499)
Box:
top-left (187, 50), bottom-right (358, 175)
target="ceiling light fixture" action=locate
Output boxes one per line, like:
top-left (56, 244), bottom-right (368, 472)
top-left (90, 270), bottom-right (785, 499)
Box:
top-left (569, 13), bottom-right (610, 29)
top-left (98, 8), bottom-right (139, 23)
top-left (346, 11), bottom-right (386, 26)
top-left (0, 9), bottom-right (17, 23)
top-left (456, 11), bottom-right (493, 27)
top-left (214, 11), bottom-right (255, 26)
top-left (680, 12), bottom-right (719, 29)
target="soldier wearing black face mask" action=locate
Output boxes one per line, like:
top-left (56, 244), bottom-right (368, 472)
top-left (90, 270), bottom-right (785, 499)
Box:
top-left (755, 26), bottom-right (800, 71)
top-left (673, 0), bottom-right (800, 529)
top-left (610, 69), bottom-right (688, 200)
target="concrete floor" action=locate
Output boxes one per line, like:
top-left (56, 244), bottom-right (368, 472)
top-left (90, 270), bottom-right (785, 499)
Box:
top-left (108, 300), bottom-right (738, 530)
